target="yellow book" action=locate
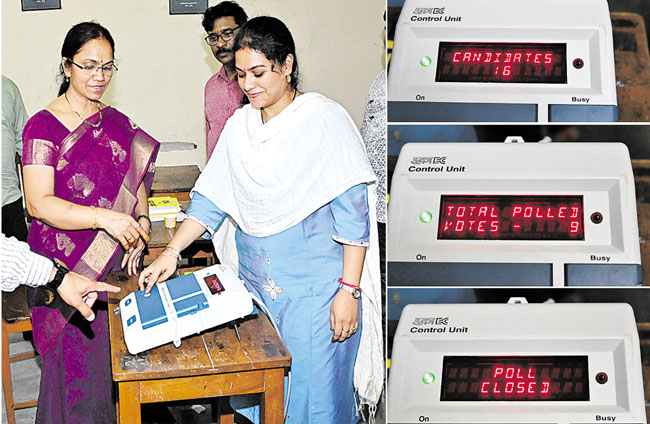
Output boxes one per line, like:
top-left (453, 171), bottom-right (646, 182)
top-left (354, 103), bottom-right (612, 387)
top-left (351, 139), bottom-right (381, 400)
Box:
top-left (148, 196), bottom-right (181, 208)
top-left (148, 196), bottom-right (181, 215)
top-left (150, 211), bottom-right (186, 223)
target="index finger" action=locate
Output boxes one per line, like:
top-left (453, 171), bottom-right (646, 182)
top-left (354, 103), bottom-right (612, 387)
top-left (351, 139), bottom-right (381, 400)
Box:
top-left (140, 266), bottom-right (163, 293)
top-left (137, 266), bottom-right (151, 290)
top-left (144, 275), bottom-right (159, 294)
top-left (92, 281), bottom-right (121, 294)
top-left (136, 226), bottom-right (150, 243)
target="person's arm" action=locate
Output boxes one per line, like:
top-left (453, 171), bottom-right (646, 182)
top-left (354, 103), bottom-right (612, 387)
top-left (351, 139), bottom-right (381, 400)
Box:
top-left (138, 191), bottom-right (227, 293)
top-left (13, 84), bottom-right (28, 157)
top-left (137, 219), bottom-right (207, 292)
top-left (329, 184), bottom-right (371, 342)
top-left (1, 234), bottom-right (52, 292)
top-left (331, 245), bottom-right (366, 342)
top-left (0, 234), bottom-right (120, 320)
top-left (121, 181), bottom-right (152, 275)
top-left (54, 269), bottom-right (121, 321)
top-left (23, 165), bottom-right (146, 250)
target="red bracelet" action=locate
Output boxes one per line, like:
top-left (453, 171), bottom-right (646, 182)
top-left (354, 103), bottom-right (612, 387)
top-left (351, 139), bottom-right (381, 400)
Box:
top-left (338, 278), bottom-right (360, 288)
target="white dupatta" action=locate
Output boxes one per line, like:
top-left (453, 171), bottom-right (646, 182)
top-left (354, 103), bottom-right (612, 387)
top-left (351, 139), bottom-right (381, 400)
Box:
top-left (193, 92), bottom-right (384, 414)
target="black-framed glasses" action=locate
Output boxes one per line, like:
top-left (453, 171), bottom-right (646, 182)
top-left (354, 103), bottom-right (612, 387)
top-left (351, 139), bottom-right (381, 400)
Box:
top-left (67, 59), bottom-right (118, 76)
top-left (204, 27), bottom-right (239, 46)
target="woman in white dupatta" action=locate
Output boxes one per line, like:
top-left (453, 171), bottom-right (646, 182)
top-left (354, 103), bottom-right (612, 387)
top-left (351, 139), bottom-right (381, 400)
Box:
top-left (139, 16), bottom-right (383, 423)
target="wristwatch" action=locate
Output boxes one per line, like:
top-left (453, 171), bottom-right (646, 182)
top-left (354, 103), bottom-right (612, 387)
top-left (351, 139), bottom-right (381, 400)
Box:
top-left (46, 259), bottom-right (69, 291)
top-left (339, 283), bottom-right (361, 299)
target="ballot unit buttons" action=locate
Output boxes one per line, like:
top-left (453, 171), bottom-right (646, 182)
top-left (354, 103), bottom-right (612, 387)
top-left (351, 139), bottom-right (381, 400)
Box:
top-left (127, 315), bottom-right (137, 327)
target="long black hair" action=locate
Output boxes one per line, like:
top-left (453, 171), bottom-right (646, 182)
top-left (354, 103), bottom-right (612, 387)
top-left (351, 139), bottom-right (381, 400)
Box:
top-left (233, 16), bottom-right (299, 90)
top-left (58, 21), bottom-right (115, 96)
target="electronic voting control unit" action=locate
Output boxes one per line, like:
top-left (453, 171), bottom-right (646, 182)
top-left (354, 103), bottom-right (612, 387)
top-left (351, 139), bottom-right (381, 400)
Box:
top-left (387, 302), bottom-right (646, 423)
top-left (119, 265), bottom-right (254, 354)
top-left (387, 142), bottom-right (642, 286)
top-left (388, 0), bottom-right (618, 122)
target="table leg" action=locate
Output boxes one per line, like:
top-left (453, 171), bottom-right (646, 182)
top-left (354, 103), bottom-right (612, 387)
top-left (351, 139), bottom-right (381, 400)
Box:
top-left (118, 381), bottom-right (141, 424)
top-left (2, 322), bottom-right (15, 424)
top-left (219, 412), bottom-right (235, 424)
top-left (216, 397), bottom-right (234, 424)
top-left (261, 368), bottom-right (284, 424)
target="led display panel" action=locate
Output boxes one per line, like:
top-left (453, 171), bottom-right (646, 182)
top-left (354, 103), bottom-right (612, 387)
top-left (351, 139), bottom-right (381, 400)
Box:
top-left (436, 42), bottom-right (567, 83)
top-left (438, 195), bottom-right (584, 240)
top-left (441, 356), bottom-right (590, 401)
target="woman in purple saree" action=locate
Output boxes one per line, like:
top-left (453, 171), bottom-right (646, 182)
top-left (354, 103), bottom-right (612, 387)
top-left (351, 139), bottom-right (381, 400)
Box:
top-left (22, 22), bottom-right (159, 423)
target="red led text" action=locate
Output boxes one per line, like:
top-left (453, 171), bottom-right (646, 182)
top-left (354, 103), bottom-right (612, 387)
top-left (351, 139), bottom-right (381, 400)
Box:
top-left (479, 366), bottom-right (551, 398)
top-left (436, 42), bottom-right (567, 84)
top-left (438, 196), bottom-right (584, 241)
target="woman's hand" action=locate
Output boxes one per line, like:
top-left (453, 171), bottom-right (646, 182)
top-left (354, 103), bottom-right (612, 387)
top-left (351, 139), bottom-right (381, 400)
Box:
top-left (330, 288), bottom-right (359, 342)
top-left (121, 215), bottom-right (151, 275)
top-left (121, 238), bottom-right (146, 276)
top-left (97, 208), bottom-right (147, 250)
top-left (137, 253), bottom-right (178, 294)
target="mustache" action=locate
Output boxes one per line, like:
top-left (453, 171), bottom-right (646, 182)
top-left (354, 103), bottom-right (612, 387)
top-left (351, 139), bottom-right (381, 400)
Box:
top-left (216, 47), bottom-right (232, 56)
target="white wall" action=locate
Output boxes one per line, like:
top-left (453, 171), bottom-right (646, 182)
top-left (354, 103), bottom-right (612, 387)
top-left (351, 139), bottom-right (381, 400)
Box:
top-left (2, 0), bottom-right (385, 168)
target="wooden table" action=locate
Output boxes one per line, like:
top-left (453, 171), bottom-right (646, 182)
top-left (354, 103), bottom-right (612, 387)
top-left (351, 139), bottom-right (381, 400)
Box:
top-left (612, 12), bottom-right (650, 122)
top-left (107, 271), bottom-right (291, 423)
top-left (151, 165), bottom-right (201, 201)
top-left (633, 159), bottom-right (650, 286)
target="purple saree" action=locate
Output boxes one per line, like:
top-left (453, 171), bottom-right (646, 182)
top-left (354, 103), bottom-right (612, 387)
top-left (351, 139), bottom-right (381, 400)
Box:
top-left (22, 106), bottom-right (159, 423)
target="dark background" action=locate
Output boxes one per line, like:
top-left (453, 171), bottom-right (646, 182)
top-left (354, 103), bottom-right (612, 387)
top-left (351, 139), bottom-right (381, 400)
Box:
top-left (388, 125), bottom-right (650, 159)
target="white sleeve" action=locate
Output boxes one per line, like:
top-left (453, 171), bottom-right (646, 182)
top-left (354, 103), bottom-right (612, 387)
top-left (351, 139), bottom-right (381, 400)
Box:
top-left (1, 234), bottom-right (53, 291)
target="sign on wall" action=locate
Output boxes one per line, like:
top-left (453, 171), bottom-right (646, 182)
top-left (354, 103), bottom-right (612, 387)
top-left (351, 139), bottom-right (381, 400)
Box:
top-left (21, 0), bottom-right (61, 11)
top-left (169, 0), bottom-right (208, 15)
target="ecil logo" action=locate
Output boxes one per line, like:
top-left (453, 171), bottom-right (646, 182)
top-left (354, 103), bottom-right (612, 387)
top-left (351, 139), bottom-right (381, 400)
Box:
top-left (413, 7), bottom-right (446, 15)
top-left (411, 156), bottom-right (446, 165)
top-left (412, 317), bottom-right (449, 326)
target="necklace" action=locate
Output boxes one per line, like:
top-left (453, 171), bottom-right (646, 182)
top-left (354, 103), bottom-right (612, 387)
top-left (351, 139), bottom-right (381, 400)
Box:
top-left (261, 89), bottom-right (298, 124)
top-left (64, 92), bottom-right (102, 128)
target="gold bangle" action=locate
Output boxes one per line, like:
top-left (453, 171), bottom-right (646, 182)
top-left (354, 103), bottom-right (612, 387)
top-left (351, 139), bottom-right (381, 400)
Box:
top-left (161, 249), bottom-right (181, 262)
top-left (165, 245), bottom-right (181, 255)
top-left (90, 206), bottom-right (97, 230)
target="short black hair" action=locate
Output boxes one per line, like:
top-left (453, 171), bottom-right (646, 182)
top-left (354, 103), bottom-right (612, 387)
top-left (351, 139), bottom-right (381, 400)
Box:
top-left (202, 1), bottom-right (248, 32)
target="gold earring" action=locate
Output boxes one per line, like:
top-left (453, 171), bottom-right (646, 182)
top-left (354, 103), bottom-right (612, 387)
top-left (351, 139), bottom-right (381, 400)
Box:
top-left (287, 75), bottom-right (292, 84)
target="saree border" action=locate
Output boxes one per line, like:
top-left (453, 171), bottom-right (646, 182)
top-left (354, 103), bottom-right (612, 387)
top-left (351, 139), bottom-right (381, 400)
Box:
top-left (74, 116), bottom-right (159, 279)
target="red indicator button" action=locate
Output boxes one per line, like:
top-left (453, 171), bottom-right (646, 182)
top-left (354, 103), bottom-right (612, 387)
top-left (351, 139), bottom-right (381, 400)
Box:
top-left (590, 212), bottom-right (603, 224)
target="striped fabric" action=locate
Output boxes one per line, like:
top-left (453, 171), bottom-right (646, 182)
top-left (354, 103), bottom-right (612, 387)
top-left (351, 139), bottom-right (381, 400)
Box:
top-left (1, 233), bottom-right (52, 291)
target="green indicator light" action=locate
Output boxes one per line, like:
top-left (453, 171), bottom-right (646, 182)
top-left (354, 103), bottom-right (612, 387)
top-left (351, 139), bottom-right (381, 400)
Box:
top-left (420, 56), bottom-right (432, 67)
top-left (422, 372), bottom-right (435, 385)
top-left (419, 211), bottom-right (433, 223)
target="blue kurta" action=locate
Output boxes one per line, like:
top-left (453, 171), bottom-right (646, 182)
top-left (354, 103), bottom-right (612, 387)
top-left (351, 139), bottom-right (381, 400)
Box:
top-left (186, 184), bottom-right (370, 423)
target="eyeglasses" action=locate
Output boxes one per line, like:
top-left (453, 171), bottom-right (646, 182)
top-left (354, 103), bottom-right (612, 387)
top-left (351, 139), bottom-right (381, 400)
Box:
top-left (204, 27), bottom-right (239, 46)
top-left (67, 59), bottom-right (118, 76)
